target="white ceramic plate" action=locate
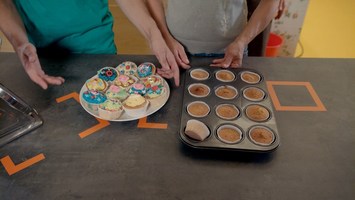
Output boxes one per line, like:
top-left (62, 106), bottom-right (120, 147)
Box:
top-left (79, 76), bottom-right (170, 121)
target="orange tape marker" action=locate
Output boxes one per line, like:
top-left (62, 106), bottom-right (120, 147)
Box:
top-left (1, 154), bottom-right (45, 176)
top-left (56, 92), bottom-right (110, 138)
top-left (138, 117), bottom-right (168, 129)
top-left (266, 81), bottom-right (326, 111)
top-left (79, 119), bottom-right (110, 138)
top-left (56, 92), bottom-right (80, 103)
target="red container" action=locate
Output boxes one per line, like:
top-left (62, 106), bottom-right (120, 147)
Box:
top-left (266, 33), bottom-right (283, 57)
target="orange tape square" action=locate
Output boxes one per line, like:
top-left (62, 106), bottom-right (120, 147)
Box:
top-left (266, 81), bottom-right (326, 111)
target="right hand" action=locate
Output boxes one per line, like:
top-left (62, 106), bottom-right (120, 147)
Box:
top-left (16, 43), bottom-right (65, 89)
top-left (149, 35), bottom-right (181, 86)
top-left (165, 36), bottom-right (190, 69)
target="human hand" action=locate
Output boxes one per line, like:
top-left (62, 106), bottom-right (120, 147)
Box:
top-left (165, 37), bottom-right (190, 69)
top-left (149, 37), bottom-right (180, 86)
top-left (17, 43), bottom-right (65, 89)
top-left (210, 41), bottom-right (245, 68)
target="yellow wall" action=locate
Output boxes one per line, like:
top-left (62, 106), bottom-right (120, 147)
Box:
top-left (295, 0), bottom-right (355, 58)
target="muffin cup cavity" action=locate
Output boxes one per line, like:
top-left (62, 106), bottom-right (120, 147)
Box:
top-left (245, 104), bottom-right (270, 122)
top-left (190, 69), bottom-right (210, 80)
top-left (215, 85), bottom-right (238, 100)
top-left (215, 70), bottom-right (235, 82)
top-left (215, 104), bottom-right (240, 120)
top-left (240, 71), bottom-right (261, 84)
top-left (248, 126), bottom-right (275, 146)
top-left (188, 83), bottom-right (210, 98)
top-left (187, 101), bottom-right (210, 118)
top-left (217, 124), bottom-right (243, 144)
top-left (243, 87), bottom-right (266, 102)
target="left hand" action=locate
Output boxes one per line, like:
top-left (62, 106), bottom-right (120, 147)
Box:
top-left (210, 41), bottom-right (245, 68)
top-left (149, 35), bottom-right (180, 86)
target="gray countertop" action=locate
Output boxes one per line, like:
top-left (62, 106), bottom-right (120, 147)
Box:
top-left (0, 53), bottom-right (354, 200)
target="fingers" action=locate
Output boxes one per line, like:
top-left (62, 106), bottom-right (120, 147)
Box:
top-left (19, 43), bottom-right (65, 89)
top-left (26, 66), bottom-right (65, 89)
top-left (27, 71), bottom-right (49, 90)
top-left (157, 68), bottom-right (174, 78)
top-left (210, 56), bottom-right (233, 68)
top-left (210, 55), bottom-right (242, 68)
top-left (156, 52), bottom-right (180, 86)
top-left (172, 65), bottom-right (180, 87)
top-left (43, 75), bottom-right (65, 85)
top-left (230, 60), bottom-right (242, 68)
top-left (174, 49), bottom-right (190, 69)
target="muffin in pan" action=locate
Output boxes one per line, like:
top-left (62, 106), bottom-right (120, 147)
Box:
top-left (188, 83), bottom-right (210, 98)
top-left (217, 124), bottom-right (243, 144)
top-left (215, 70), bottom-right (235, 82)
top-left (215, 85), bottom-right (238, 100)
top-left (245, 104), bottom-right (270, 122)
top-left (190, 69), bottom-right (209, 81)
top-left (187, 101), bottom-right (210, 118)
top-left (248, 126), bottom-right (275, 146)
top-left (215, 104), bottom-right (240, 120)
top-left (243, 87), bottom-right (265, 102)
top-left (240, 71), bottom-right (261, 84)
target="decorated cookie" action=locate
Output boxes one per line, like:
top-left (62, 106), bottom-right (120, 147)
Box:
top-left (98, 67), bottom-right (118, 82)
top-left (137, 62), bottom-right (156, 78)
top-left (82, 90), bottom-right (107, 112)
top-left (85, 77), bottom-right (108, 91)
top-left (128, 83), bottom-right (147, 95)
top-left (141, 75), bottom-right (165, 98)
top-left (116, 61), bottom-right (138, 76)
top-left (114, 74), bottom-right (137, 89)
top-left (105, 84), bottom-right (129, 101)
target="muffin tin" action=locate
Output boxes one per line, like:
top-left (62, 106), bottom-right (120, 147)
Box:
top-left (179, 67), bottom-right (280, 152)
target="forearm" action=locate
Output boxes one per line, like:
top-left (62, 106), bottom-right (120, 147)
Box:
top-left (0, 0), bottom-right (29, 51)
top-left (146, 0), bottom-right (173, 41)
top-left (115, 0), bottom-right (165, 45)
top-left (235, 0), bottom-right (279, 46)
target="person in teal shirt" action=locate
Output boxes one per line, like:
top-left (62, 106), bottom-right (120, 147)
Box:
top-left (0, 0), bottom-right (180, 89)
top-left (13, 0), bottom-right (116, 54)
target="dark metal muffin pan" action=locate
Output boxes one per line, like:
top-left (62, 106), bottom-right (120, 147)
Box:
top-left (0, 83), bottom-right (43, 147)
top-left (179, 67), bottom-right (280, 152)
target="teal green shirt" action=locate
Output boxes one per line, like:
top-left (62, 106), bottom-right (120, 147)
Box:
top-left (14, 0), bottom-right (117, 54)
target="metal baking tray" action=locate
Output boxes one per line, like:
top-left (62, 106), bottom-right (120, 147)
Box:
top-left (179, 67), bottom-right (280, 152)
top-left (0, 83), bottom-right (43, 147)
